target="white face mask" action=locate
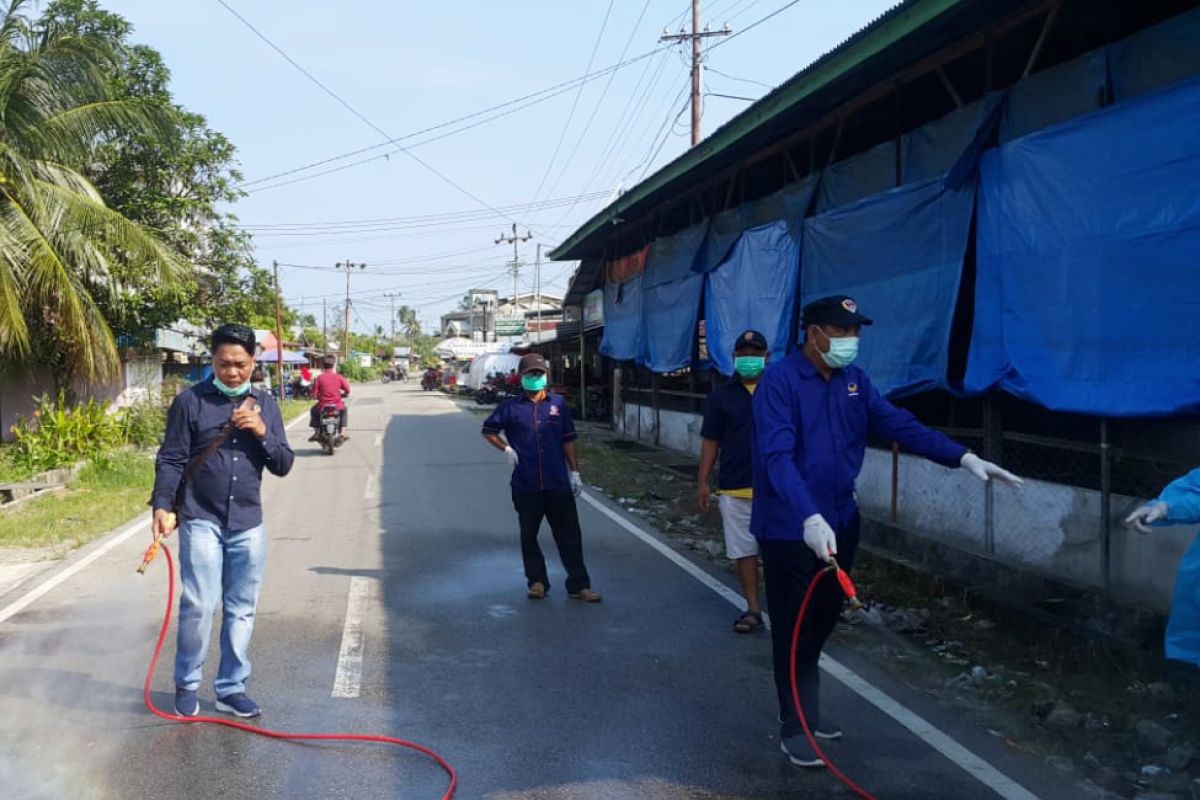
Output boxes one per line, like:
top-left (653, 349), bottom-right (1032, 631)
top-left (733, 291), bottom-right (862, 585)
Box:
top-left (815, 328), bottom-right (859, 368)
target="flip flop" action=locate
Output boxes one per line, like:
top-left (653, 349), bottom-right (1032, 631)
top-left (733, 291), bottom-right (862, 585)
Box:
top-left (733, 610), bottom-right (764, 633)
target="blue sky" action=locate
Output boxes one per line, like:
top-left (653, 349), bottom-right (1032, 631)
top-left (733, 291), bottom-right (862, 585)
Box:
top-left (101, 0), bottom-right (896, 335)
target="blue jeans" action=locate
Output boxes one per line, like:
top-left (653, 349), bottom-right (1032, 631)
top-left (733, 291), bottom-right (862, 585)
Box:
top-left (174, 518), bottom-right (267, 696)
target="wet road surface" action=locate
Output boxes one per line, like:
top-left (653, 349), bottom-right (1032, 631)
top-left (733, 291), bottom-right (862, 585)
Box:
top-left (0, 383), bottom-right (1096, 799)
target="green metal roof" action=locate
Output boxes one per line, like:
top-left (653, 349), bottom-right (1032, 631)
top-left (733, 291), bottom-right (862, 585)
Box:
top-left (549, 0), bottom-right (988, 264)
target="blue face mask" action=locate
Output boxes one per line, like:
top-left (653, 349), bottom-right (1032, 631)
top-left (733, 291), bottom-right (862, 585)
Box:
top-left (213, 375), bottom-right (252, 397)
top-left (817, 330), bottom-right (859, 369)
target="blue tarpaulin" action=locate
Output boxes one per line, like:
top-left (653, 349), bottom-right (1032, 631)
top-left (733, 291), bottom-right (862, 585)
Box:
top-left (1109, 6), bottom-right (1200, 102)
top-left (816, 139), bottom-right (895, 213)
top-left (705, 220), bottom-right (801, 376)
top-left (965, 75), bottom-right (1200, 415)
top-left (695, 174), bottom-right (818, 274)
top-left (1000, 49), bottom-right (1107, 143)
top-left (906, 93), bottom-right (1003, 183)
top-left (641, 223), bottom-right (707, 372)
top-left (599, 273), bottom-right (645, 362)
top-left (801, 176), bottom-right (975, 397)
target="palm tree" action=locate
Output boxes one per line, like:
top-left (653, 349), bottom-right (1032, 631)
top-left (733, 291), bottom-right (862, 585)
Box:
top-left (397, 304), bottom-right (420, 340)
top-left (0, 1), bottom-right (184, 382)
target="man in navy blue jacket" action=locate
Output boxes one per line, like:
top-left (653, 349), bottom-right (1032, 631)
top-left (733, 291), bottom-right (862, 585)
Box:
top-left (152, 324), bottom-right (294, 719)
top-left (482, 353), bottom-right (602, 603)
top-left (752, 296), bottom-right (1021, 767)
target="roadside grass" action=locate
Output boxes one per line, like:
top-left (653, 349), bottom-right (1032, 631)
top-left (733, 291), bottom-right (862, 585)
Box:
top-left (279, 399), bottom-right (310, 425)
top-left (0, 449), bottom-right (154, 549)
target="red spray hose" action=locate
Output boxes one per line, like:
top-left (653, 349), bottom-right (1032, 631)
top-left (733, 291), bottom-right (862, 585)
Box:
top-left (789, 563), bottom-right (880, 800)
top-left (142, 541), bottom-right (458, 799)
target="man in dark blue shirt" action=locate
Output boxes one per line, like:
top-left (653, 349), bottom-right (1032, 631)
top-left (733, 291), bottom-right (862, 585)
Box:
top-left (698, 329), bottom-right (769, 634)
top-left (151, 324), bottom-right (294, 719)
top-left (753, 296), bottom-right (1021, 767)
top-left (482, 353), bottom-right (602, 602)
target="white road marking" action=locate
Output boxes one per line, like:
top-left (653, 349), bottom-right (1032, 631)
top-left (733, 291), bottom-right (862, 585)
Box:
top-left (285, 409), bottom-right (309, 431)
top-left (0, 513), bottom-right (150, 625)
top-left (579, 491), bottom-right (1041, 800)
top-left (374, 433), bottom-right (383, 447)
top-left (331, 577), bottom-right (370, 698)
top-left (363, 470), bottom-right (379, 500)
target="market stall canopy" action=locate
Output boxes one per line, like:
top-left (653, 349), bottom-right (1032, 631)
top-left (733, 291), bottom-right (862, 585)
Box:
top-left (258, 349), bottom-right (309, 365)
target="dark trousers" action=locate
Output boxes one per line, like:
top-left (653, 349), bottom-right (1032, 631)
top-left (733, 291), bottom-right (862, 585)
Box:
top-left (761, 514), bottom-right (860, 737)
top-left (512, 490), bottom-right (591, 594)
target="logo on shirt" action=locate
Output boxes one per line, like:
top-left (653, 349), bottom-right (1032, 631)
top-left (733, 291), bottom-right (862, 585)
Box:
top-left (847, 382), bottom-right (860, 397)
top-left (549, 405), bottom-right (560, 417)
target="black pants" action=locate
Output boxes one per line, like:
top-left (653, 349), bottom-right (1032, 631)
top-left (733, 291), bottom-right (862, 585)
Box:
top-left (309, 405), bottom-right (347, 430)
top-left (761, 514), bottom-right (860, 737)
top-left (512, 490), bottom-right (591, 594)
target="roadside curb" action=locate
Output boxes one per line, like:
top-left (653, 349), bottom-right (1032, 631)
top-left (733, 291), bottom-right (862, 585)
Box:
top-left (0, 409), bottom-right (311, 621)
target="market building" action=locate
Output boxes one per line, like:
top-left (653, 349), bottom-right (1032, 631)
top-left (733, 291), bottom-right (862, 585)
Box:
top-left (551, 0), bottom-right (1200, 614)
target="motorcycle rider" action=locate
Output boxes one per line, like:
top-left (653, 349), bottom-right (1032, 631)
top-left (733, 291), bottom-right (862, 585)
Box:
top-left (308, 355), bottom-right (350, 442)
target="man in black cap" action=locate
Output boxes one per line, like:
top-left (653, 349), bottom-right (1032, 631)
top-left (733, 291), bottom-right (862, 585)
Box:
top-left (481, 353), bottom-right (602, 602)
top-left (751, 296), bottom-right (1021, 767)
top-left (698, 329), bottom-right (769, 633)
top-left (151, 324), bottom-right (295, 719)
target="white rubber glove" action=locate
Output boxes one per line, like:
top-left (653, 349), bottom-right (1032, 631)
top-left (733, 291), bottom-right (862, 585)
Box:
top-left (960, 453), bottom-right (1024, 487)
top-left (802, 514), bottom-right (837, 562)
top-left (504, 446), bottom-right (519, 467)
top-left (570, 471), bottom-right (583, 497)
top-left (1126, 501), bottom-right (1168, 534)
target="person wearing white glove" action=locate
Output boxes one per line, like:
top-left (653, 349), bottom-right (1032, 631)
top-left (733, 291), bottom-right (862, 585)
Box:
top-left (1124, 468), bottom-right (1200, 668)
top-left (481, 353), bottom-right (602, 603)
top-left (960, 452), bottom-right (1024, 487)
top-left (753, 295), bottom-right (1024, 768)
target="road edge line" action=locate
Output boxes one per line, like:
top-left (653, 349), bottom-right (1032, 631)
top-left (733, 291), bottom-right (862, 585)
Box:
top-left (0, 409), bottom-right (309, 625)
top-left (579, 490), bottom-right (1041, 800)
top-left (0, 512), bottom-right (150, 625)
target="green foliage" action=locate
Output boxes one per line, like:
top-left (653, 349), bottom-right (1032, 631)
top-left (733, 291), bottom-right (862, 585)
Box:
top-left (338, 360), bottom-right (381, 383)
top-left (0, 0), bottom-right (188, 382)
top-left (120, 397), bottom-right (165, 448)
top-left (8, 393), bottom-right (126, 474)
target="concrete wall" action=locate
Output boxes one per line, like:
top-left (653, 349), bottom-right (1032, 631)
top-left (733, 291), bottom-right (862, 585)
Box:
top-left (615, 401), bottom-right (1194, 613)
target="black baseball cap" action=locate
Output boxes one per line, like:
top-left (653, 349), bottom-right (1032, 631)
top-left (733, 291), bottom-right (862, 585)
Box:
top-left (733, 329), bottom-right (769, 352)
top-left (519, 353), bottom-right (549, 374)
top-left (801, 295), bottom-right (873, 328)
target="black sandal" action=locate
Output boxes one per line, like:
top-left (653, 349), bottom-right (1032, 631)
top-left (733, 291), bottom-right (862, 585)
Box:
top-left (733, 610), bottom-right (764, 633)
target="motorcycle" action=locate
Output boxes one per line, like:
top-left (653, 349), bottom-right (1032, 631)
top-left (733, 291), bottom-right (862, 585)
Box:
top-left (475, 384), bottom-right (498, 404)
top-left (421, 369), bottom-right (441, 391)
top-left (381, 365), bottom-right (406, 384)
top-left (317, 404), bottom-right (344, 455)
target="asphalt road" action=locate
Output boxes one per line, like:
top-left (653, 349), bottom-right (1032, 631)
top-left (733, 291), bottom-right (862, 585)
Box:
top-left (0, 383), bottom-right (1098, 800)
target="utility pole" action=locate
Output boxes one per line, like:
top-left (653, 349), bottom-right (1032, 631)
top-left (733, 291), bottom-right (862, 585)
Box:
top-left (335, 260), bottom-right (366, 366)
top-left (272, 260), bottom-right (285, 393)
top-left (661, 1), bottom-right (730, 146)
top-left (535, 243), bottom-right (542, 345)
top-left (322, 298), bottom-right (328, 353)
top-left (495, 223), bottom-right (533, 309)
top-left (384, 292), bottom-right (400, 364)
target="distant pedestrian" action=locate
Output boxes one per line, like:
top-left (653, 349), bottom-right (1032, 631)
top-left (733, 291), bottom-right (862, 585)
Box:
top-left (151, 323), bottom-right (294, 719)
top-left (482, 353), bottom-right (602, 602)
top-left (1127, 469), bottom-right (1200, 667)
top-left (753, 296), bottom-right (1022, 767)
top-left (698, 329), bottom-right (769, 633)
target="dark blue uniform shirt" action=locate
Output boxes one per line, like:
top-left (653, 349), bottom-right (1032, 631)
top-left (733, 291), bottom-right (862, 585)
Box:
top-left (700, 377), bottom-right (756, 491)
top-left (152, 379), bottom-right (295, 530)
top-left (482, 392), bottom-right (578, 493)
top-left (751, 352), bottom-right (967, 541)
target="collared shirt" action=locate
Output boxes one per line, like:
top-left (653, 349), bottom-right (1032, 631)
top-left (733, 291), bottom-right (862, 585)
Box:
top-left (700, 376), bottom-right (757, 492)
top-left (151, 379), bottom-right (295, 531)
top-left (482, 392), bottom-right (578, 493)
top-left (751, 352), bottom-right (967, 541)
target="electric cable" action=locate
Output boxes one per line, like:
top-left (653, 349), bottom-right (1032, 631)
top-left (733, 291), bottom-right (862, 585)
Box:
top-left (142, 543), bottom-right (458, 799)
top-left (704, 0), bottom-right (805, 53)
